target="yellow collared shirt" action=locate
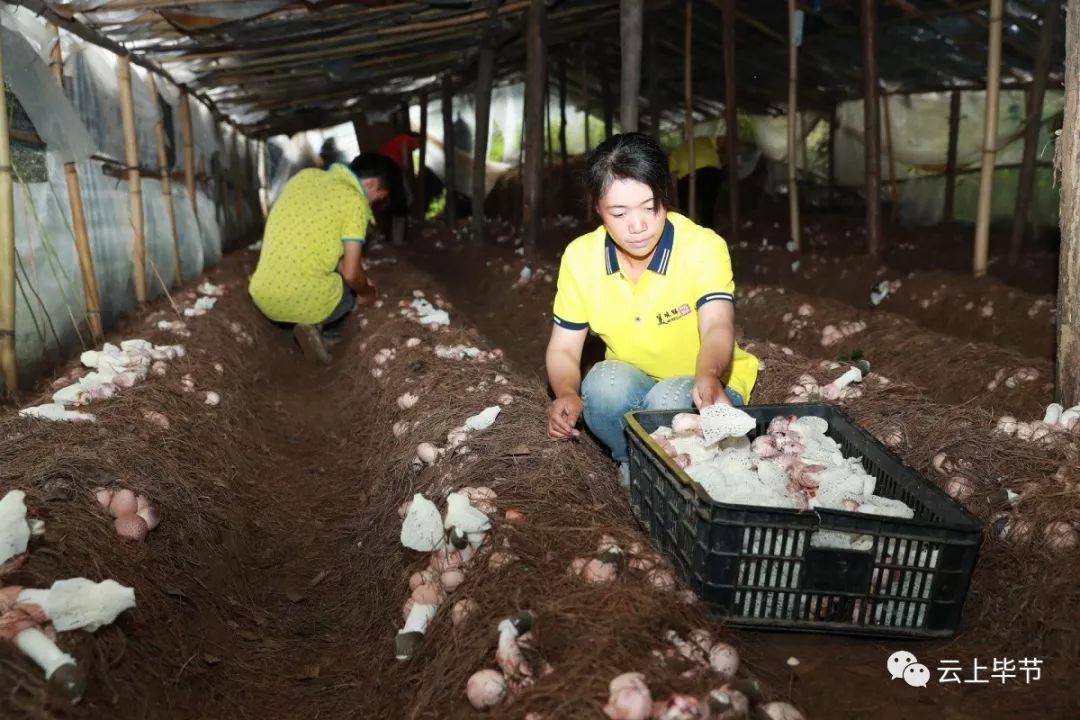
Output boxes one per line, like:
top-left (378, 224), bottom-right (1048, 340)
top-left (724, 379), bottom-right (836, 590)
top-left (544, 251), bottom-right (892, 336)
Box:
top-left (552, 212), bottom-right (759, 402)
top-left (668, 136), bottom-right (722, 180)
top-left (249, 162), bottom-right (373, 324)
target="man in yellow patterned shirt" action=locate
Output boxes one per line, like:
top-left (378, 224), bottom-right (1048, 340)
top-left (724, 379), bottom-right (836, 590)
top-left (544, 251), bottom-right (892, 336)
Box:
top-left (249, 153), bottom-right (392, 363)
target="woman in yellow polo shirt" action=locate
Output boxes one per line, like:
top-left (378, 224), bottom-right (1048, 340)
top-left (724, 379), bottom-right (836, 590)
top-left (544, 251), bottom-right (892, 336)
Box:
top-left (545, 132), bottom-right (759, 485)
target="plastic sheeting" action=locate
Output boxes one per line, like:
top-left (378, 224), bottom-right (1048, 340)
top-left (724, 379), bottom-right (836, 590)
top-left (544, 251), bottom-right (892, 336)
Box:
top-left (0, 26), bottom-right (95, 163)
top-left (3, 5), bottom-right (238, 384)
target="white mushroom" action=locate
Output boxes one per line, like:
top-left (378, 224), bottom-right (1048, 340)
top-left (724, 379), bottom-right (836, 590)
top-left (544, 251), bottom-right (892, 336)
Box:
top-left (16, 578), bottom-right (135, 632)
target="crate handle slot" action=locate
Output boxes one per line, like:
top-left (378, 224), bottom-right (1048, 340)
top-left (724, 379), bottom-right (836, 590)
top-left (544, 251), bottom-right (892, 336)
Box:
top-left (802, 547), bottom-right (873, 594)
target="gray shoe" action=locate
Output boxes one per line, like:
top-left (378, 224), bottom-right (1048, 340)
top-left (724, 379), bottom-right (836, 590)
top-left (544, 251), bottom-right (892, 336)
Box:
top-left (292, 324), bottom-right (331, 365)
top-left (617, 462), bottom-right (630, 489)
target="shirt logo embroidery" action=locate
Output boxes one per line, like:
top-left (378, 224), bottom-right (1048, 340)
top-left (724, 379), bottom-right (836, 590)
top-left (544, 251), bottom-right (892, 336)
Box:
top-left (656, 304), bottom-right (692, 326)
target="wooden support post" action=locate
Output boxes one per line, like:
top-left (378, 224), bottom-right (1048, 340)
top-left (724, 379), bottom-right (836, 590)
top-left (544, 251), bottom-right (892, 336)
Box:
top-left (545, 69), bottom-right (553, 166)
top-left (118, 55), bottom-right (147, 305)
top-left (827, 104), bottom-right (838, 208)
top-left (581, 44), bottom-right (592, 154)
top-left (1010, 0), bottom-right (1060, 264)
top-left (523, 0), bottom-right (546, 253)
top-left (722, 0), bottom-right (739, 241)
top-left (601, 47), bottom-right (614, 140)
top-left (861, 0), bottom-right (882, 256)
top-left (647, 26), bottom-right (660, 139)
top-left (787, 0), bottom-right (801, 250)
top-left (471, 1), bottom-right (498, 246)
top-left (685, 0), bottom-right (696, 221)
top-left (400, 100), bottom-right (417, 217)
top-left (418, 90), bottom-right (428, 218)
top-left (882, 92), bottom-right (900, 224)
top-left (973, 0), bottom-right (1004, 278)
top-left (944, 90), bottom-right (961, 222)
top-left (1056, 0), bottom-right (1080, 406)
top-left (442, 73), bottom-right (457, 227)
top-left (230, 128), bottom-right (243, 240)
top-left (559, 52), bottom-right (569, 213)
top-left (258, 139), bottom-right (268, 217)
top-left (148, 75), bottom-right (183, 287)
top-left (47, 23), bottom-right (103, 342)
top-left (179, 89), bottom-right (198, 218)
top-left (620, 0), bottom-right (643, 133)
top-left (0, 29), bottom-right (16, 398)
top-left (352, 111), bottom-right (368, 150)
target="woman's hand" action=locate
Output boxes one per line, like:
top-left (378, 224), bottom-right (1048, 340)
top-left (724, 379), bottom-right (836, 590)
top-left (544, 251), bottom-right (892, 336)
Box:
top-left (547, 394), bottom-right (583, 439)
top-left (693, 373), bottom-right (731, 409)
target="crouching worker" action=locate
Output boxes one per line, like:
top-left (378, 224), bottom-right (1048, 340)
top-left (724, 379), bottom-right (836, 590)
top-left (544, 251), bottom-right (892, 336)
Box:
top-left (248, 153), bottom-right (393, 364)
top-left (544, 133), bottom-right (760, 486)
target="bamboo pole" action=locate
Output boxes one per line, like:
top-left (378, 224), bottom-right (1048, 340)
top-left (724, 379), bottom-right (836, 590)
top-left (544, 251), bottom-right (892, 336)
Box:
top-left (400, 100), bottom-right (417, 217)
top-left (441, 73), bottom-right (457, 227)
top-left (47, 23), bottom-right (103, 342)
top-left (258, 139), bottom-right (268, 217)
top-left (685, 0), bottom-right (696, 221)
top-left (1056, 0), bottom-right (1080, 406)
top-left (418, 90), bottom-right (428, 218)
top-left (1010, 0), bottom-right (1060, 264)
top-left (861, 0), bottom-right (882, 256)
top-left (581, 44), bottom-right (591, 155)
top-left (523, 0), bottom-right (546, 253)
top-left (601, 47), bottom-right (614, 140)
top-left (882, 92), bottom-right (900, 224)
top-left (545, 69), bottom-right (553, 165)
top-left (178, 89), bottom-right (198, 218)
top-left (827, 104), bottom-right (838, 208)
top-left (118, 55), bottom-right (147, 305)
top-left (558, 52), bottom-right (569, 214)
top-left (0, 29), bottom-right (16, 398)
top-left (944, 90), bottom-right (961, 222)
top-left (722, 0), bottom-right (739, 241)
top-left (787, 0), bottom-right (800, 250)
top-left (147, 75), bottom-right (183, 287)
top-left (973, 0), bottom-right (1004, 278)
top-left (620, 0), bottom-right (644, 133)
top-left (471, 0), bottom-right (498, 246)
top-left (647, 27), bottom-right (660, 139)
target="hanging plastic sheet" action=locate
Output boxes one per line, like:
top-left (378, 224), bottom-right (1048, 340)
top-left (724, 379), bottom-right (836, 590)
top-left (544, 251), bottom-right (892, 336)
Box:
top-left (0, 25), bottom-right (96, 163)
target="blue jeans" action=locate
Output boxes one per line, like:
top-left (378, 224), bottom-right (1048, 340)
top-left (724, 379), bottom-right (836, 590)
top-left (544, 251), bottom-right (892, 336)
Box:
top-left (580, 360), bottom-right (745, 463)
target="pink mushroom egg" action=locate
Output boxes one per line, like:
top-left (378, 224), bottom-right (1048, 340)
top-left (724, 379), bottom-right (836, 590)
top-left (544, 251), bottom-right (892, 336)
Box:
top-left (579, 558), bottom-right (618, 583)
top-left (440, 569), bottom-right (465, 591)
top-left (411, 583), bottom-right (444, 605)
top-left (647, 568), bottom-right (676, 591)
top-left (762, 701), bottom-right (806, 720)
top-left (137, 505), bottom-right (161, 531)
top-left (466, 669), bottom-right (506, 710)
top-left (671, 413), bottom-right (702, 434)
top-left (109, 489), bottom-right (137, 518)
top-left (504, 509), bottom-right (527, 525)
top-left (708, 642), bottom-right (740, 678)
top-left (452, 598), bottom-right (478, 626)
top-left (94, 488), bottom-right (114, 510)
top-left (114, 513), bottom-right (149, 541)
top-left (409, 569), bottom-right (438, 590)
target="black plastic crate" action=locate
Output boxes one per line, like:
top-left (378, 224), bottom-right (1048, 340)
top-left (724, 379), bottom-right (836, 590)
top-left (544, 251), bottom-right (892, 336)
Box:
top-left (625, 403), bottom-right (982, 638)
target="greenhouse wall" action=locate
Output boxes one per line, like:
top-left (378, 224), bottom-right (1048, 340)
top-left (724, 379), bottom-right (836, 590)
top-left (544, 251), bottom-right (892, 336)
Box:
top-left (2, 6), bottom-right (263, 385)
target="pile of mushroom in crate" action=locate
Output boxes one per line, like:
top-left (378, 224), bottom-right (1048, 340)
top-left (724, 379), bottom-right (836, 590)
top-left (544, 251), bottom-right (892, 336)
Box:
top-left (648, 406), bottom-right (912, 523)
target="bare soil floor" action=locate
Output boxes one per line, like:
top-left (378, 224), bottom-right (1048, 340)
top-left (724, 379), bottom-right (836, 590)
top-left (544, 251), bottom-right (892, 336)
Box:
top-left (0, 208), bottom-right (1076, 720)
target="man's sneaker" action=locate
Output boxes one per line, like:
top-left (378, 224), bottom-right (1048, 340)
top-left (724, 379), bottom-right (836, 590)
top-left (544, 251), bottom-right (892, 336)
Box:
top-left (292, 324), bottom-right (331, 365)
top-left (617, 462), bottom-right (630, 489)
